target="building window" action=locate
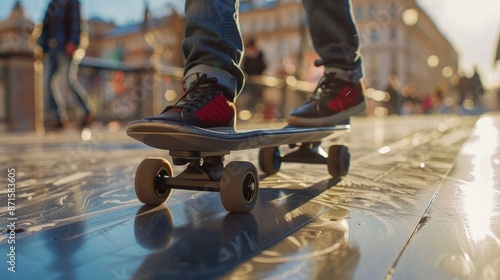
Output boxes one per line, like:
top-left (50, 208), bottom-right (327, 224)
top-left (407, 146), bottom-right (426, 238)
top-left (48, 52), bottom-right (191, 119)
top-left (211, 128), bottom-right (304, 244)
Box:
top-left (355, 6), bottom-right (362, 20)
top-left (390, 53), bottom-right (398, 74)
top-left (277, 40), bottom-right (284, 57)
top-left (370, 28), bottom-right (379, 42)
top-left (265, 17), bottom-right (273, 32)
top-left (251, 20), bottom-right (258, 33)
top-left (388, 1), bottom-right (401, 15)
top-left (289, 11), bottom-right (298, 27)
top-left (280, 14), bottom-right (286, 28)
top-left (275, 16), bottom-right (281, 30)
top-left (241, 21), bottom-right (248, 34)
top-left (369, 3), bottom-right (377, 19)
top-left (359, 33), bottom-right (365, 45)
top-left (291, 38), bottom-right (299, 54)
top-left (390, 28), bottom-right (397, 41)
top-left (369, 55), bottom-right (380, 88)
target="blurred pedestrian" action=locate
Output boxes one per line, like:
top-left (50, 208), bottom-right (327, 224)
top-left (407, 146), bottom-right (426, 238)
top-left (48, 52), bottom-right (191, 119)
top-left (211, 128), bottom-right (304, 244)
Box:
top-left (242, 38), bottom-right (266, 77)
top-left (38, 0), bottom-right (94, 130)
top-left (138, 0), bottom-right (365, 128)
top-left (385, 75), bottom-right (402, 115)
top-left (239, 38), bottom-right (267, 114)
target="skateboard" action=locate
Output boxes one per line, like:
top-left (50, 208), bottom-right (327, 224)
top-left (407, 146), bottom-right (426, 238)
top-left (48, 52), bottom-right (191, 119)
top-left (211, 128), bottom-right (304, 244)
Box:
top-left (126, 120), bottom-right (351, 213)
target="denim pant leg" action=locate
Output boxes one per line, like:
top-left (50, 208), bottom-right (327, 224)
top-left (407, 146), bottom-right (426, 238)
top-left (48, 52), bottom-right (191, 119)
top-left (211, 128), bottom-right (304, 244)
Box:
top-left (302, 0), bottom-right (364, 82)
top-left (43, 50), bottom-right (67, 121)
top-left (57, 53), bottom-right (91, 116)
top-left (183, 0), bottom-right (244, 100)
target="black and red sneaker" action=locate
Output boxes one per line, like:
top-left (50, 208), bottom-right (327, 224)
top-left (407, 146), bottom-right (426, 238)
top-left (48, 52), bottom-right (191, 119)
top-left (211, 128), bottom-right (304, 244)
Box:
top-left (145, 74), bottom-right (236, 130)
top-left (287, 73), bottom-right (366, 127)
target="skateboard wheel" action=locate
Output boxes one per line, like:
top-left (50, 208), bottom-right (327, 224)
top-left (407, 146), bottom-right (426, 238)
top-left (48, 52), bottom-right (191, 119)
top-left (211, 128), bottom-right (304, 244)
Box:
top-left (258, 146), bottom-right (282, 175)
top-left (135, 158), bottom-right (173, 205)
top-left (220, 161), bottom-right (259, 213)
top-left (327, 144), bottom-right (350, 178)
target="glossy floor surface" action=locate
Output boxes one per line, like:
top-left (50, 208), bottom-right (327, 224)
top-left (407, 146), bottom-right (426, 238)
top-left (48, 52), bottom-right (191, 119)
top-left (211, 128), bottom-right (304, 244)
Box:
top-left (0, 114), bottom-right (499, 280)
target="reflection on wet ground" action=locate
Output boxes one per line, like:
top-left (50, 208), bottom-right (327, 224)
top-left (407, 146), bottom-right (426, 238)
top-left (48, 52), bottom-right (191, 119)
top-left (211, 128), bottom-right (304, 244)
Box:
top-left (0, 114), bottom-right (498, 279)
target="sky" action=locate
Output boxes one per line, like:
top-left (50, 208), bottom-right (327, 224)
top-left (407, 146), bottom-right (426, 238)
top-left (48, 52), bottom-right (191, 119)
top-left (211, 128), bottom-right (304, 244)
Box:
top-left (1, 0), bottom-right (499, 88)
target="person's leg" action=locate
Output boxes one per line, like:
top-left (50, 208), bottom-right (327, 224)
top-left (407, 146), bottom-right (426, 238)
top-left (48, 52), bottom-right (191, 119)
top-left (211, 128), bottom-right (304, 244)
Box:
top-left (182, 0), bottom-right (244, 98)
top-left (44, 49), bottom-right (68, 127)
top-left (60, 53), bottom-right (94, 126)
top-left (287, 0), bottom-right (366, 127)
top-left (303, 0), bottom-right (363, 79)
top-left (144, 0), bottom-right (243, 129)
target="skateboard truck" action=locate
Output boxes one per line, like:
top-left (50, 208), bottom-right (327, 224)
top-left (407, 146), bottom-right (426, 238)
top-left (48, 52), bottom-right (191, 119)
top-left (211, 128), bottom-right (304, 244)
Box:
top-left (258, 142), bottom-right (350, 178)
top-left (134, 150), bottom-right (260, 214)
top-left (282, 142), bottom-right (328, 164)
top-left (166, 153), bottom-right (226, 192)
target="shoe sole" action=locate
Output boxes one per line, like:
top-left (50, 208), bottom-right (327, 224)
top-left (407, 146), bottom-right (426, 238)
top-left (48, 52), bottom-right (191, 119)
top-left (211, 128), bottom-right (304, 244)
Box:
top-left (286, 101), bottom-right (366, 127)
top-left (207, 126), bottom-right (237, 133)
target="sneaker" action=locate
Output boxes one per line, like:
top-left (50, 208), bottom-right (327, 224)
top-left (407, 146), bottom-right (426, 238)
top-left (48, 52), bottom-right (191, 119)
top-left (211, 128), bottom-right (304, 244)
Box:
top-left (45, 119), bottom-right (68, 131)
top-left (80, 113), bottom-right (95, 128)
top-left (287, 73), bottom-right (366, 127)
top-left (145, 74), bottom-right (236, 129)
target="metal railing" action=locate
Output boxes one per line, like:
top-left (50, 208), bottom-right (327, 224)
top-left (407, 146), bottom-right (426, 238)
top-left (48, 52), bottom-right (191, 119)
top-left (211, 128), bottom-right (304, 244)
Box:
top-left (67, 61), bottom-right (318, 127)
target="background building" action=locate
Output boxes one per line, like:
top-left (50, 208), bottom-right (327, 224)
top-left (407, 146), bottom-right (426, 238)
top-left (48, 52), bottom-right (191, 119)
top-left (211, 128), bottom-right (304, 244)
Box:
top-left (86, 6), bottom-right (184, 68)
top-left (238, 0), bottom-right (460, 115)
top-left (355, 0), bottom-right (458, 92)
top-left (0, 0), bottom-right (483, 132)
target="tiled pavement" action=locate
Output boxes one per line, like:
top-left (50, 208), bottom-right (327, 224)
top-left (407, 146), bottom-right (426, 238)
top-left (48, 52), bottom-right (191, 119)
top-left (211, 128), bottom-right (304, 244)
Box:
top-left (0, 114), bottom-right (498, 280)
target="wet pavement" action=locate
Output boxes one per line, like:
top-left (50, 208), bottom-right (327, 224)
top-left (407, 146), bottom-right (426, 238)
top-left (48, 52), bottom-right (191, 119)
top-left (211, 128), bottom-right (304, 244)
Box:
top-left (0, 114), bottom-right (499, 280)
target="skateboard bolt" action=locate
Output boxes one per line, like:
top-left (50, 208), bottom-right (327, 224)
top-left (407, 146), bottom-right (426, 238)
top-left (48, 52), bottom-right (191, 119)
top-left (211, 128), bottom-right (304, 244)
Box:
top-left (248, 182), bottom-right (255, 191)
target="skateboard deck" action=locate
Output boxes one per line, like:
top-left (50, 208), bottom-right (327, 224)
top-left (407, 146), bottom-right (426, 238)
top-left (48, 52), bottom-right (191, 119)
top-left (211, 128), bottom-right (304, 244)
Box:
top-left (127, 120), bottom-right (351, 214)
top-left (126, 120), bottom-right (349, 152)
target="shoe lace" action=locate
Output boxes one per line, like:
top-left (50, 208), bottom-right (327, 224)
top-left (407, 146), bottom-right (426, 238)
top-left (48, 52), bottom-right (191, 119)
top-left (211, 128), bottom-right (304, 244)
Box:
top-left (309, 73), bottom-right (344, 102)
top-left (162, 74), bottom-right (219, 113)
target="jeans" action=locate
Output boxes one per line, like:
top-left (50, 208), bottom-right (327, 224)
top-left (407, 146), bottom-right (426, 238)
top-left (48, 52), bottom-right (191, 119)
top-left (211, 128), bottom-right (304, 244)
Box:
top-left (43, 48), bottom-right (91, 121)
top-left (183, 0), bottom-right (364, 99)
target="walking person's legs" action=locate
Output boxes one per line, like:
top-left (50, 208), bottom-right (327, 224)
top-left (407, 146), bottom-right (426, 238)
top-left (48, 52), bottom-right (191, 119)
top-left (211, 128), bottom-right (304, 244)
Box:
top-left (60, 53), bottom-right (94, 126)
top-left (44, 49), bottom-right (68, 128)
